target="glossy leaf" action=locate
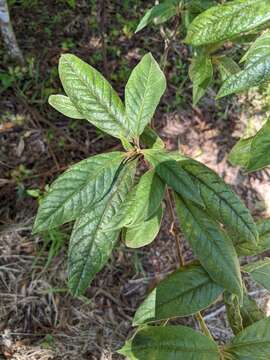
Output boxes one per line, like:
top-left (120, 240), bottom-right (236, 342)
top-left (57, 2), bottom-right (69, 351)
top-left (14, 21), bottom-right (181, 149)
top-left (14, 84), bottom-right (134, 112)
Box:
top-left (59, 54), bottom-right (130, 139)
top-left (241, 30), bottom-right (270, 67)
top-left (186, 0), bottom-right (270, 46)
top-left (48, 94), bottom-right (84, 119)
top-left (135, 0), bottom-right (179, 33)
top-left (179, 158), bottom-right (258, 244)
top-left (125, 53), bottom-right (166, 138)
top-left (119, 325), bottom-right (220, 360)
top-left (68, 159), bottom-right (137, 296)
top-left (236, 218), bottom-right (270, 256)
top-left (243, 258), bottom-right (270, 291)
top-left (229, 119), bottom-right (270, 172)
top-left (106, 169), bottom-right (165, 230)
top-left (133, 263), bottom-right (223, 325)
top-left (143, 149), bottom-right (204, 206)
top-left (189, 51), bottom-right (213, 105)
top-left (225, 317), bottom-right (270, 360)
top-left (175, 194), bottom-right (243, 299)
top-left (140, 126), bottom-right (165, 149)
top-left (240, 294), bottom-right (265, 328)
top-left (125, 206), bottom-right (163, 249)
top-left (33, 152), bottom-right (125, 234)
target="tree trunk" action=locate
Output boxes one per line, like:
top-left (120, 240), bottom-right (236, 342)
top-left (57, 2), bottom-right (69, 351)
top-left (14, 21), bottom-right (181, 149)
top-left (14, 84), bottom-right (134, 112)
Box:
top-left (0, 0), bottom-right (24, 64)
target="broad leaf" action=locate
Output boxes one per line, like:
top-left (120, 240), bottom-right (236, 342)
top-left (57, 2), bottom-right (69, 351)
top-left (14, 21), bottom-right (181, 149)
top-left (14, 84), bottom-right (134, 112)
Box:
top-left (229, 119), bottom-right (270, 172)
top-left (189, 51), bottom-right (213, 105)
top-left (224, 292), bottom-right (244, 335)
top-left (240, 294), bottom-right (265, 328)
top-left (225, 317), bottom-right (270, 360)
top-left (59, 54), bottom-right (130, 139)
top-left (106, 169), bottom-right (165, 230)
top-left (175, 194), bottom-right (243, 299)
top-left (125, 53), bottom-right (166, 138)
top-left (119, 325), bottom-right (220, 360)
top-left (216, 56), bottom-right (241, 82)
top-left (48, 94), bottom-right (84, 119)
top-left (186, 0), bottom-right (270, 46)
top-left (68, 159), bottom-right (137, 296)
top-left (135, 0), bottom-right (179, 33)
top-left (143, 149), bottom-right (204, 206)
top-left (243, 258), bottom-right (270, 291)
top-left (133, 263), bottom-right (223, 325)
top-left (125, 205), bottom-right (163, 249)
top-left (241, 30), bottom-right (270, 67)
top-left (33, 152), bottom-right (125, 234)
top-left (236, 218), bottom-right (270, 256)
top-left (140, 126), bottom-right (165, 149)
top-left (179, 158), bottom-right (258, 244)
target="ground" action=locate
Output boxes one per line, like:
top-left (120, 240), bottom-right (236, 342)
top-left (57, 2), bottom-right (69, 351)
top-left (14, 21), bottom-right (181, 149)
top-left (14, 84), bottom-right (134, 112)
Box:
top-left (1, 1), bottom-right (270, 359)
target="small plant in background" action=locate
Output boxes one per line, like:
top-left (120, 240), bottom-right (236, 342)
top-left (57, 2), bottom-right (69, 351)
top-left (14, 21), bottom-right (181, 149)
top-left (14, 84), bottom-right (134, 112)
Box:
top-left (33, 51), bottom-right (270, 359)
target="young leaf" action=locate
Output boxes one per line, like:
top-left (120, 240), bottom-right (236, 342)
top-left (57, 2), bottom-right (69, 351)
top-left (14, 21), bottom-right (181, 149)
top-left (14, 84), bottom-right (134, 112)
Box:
top-left (236, 218), bottom-right (270, 256)
top-left (240, 294), bottom-right (265, 328)
top-left (224, 292), bottom-right (244, 335)
top-left (225, 317), bottom-right (270, 360)
top-left (119, 325), bottom-right (220, 360)
top-left (189, 51), bottom-right (213, 105)
top-left (140, 126), bottom-right (165, 149)
top-left (48, 94), bottom-right (84, 119)
top-left (229, 119), bottom-right (270, 172)
top-left (33, 152), bottom-right (125, 234)
top-left (125, 205), bottom-right (163, 249)
top-left (143, 149), bottom-right (204, 206)
top-left (68, 159), bottom-right (137, 296)
top-left (175, 194), bottom-right (243, 299)
top-left (179, 158), bottom-right (258, 244)
top-left (59, 54), bottom-right (130, 139)
top-left (243, 258), bottom-right (270, 291)
top-left (133, 263), bottom-right (223, 325)
top-left (106, 169), bottom-right (165, 230)
top-left (186, 0), bottom-right (270, 46)
top-left (216, 56), bottom-right (241, 81)
top-left (125, 53), bottom-right (166, 138)
top-left (135, 0), bottom-right (179, 33)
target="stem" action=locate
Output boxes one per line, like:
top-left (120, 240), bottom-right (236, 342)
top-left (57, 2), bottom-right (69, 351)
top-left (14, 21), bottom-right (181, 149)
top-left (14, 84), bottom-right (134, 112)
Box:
top-left (98, 0), bottom-right (108, 78)
top-left (166, 188), bottom-right (184, 267)
top-left (196, 312), bottom-right (214, 341)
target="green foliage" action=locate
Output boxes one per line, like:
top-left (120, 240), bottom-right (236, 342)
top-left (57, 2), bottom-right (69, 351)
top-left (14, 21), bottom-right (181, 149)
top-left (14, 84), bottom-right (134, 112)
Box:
top-left (34, 52), bottom-right (270, 359)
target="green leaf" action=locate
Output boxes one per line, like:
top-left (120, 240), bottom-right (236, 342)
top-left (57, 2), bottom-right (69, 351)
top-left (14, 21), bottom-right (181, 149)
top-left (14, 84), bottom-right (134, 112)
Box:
top-left (68, 159), bottom-right (137, 296)
top-left (125, 53), bottom-right (166, 138)
top-left (225, 317), bottom-right (270, 360)
top-left (59, 54), bottom-right (130, 139)
top-left (48, 95), bottom-right (84, 119)
top-left (143, 149), bottom-right (204, 206)
top-left (229, 119), bottom-right (270, 172)
top-left (133, 263), bottom-right (223, 325)
top-left (106, 169), bottom-right (165, 230)
top-left (33, 152), bottom-right (125, 234)
top-left (179, 158), bottom-right (258, 244)
top-left (189, 52), bottom-right (213, 105)
top-left (236, 218), bottom-right (270, 256)
top-left (119, 325), bottom-right (220, 360)
top-left (135, 0), bottom-right (179, 33)
top-left (186, 0), bottom-right (270, 46)
top-left (224, 292), bottom-right (244, 335)
top-left (240, 294), bottom-right (265, 328)
top-left (125, 205), bottom-right (163, 249)
top-left (140, 126), bottom-right (165, 149)
top-left (216, 56), bottom-right (241, 82)
top-left (243, 258), bottom-right (270, 291)
top-left (241, 30), bottom-right (270, 67)
top-left (175, 194), bottom-right (243, 299)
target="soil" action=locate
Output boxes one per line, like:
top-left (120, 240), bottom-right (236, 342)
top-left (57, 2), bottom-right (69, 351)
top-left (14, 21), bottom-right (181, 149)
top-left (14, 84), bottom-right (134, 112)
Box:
top-left (1, 1), bottom-right (270, 359)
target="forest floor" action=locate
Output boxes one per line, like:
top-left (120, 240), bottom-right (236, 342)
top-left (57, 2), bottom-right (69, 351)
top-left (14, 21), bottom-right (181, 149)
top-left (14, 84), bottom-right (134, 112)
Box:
top-left (1, 1), bottom-right (270, 359)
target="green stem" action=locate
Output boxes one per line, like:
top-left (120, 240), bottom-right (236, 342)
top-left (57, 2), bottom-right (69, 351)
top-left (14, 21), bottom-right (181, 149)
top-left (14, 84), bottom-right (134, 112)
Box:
top-left (196, 312), bottom-right (214, 341)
